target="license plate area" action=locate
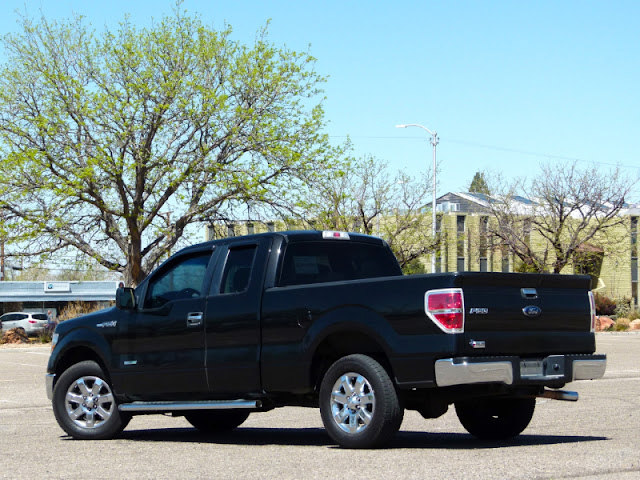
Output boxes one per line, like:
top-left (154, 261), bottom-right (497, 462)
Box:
top-left (520, 355), bottom-right (566, 380)
top-left (520, 359), bottom-right (544, 378)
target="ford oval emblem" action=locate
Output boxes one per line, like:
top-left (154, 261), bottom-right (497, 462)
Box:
top-left (523, 305), bottom-right (542, 318)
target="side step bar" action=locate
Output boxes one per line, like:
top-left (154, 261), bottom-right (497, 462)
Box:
top-left (538, 389), bottom-right (579, 402)
top-left (119, 399), bottom-right (261, 413)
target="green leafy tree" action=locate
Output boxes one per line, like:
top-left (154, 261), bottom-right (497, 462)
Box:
top-left (469, 171), bottom-right (490, 195)
top-left (0, 8), bottom-right (340, 284)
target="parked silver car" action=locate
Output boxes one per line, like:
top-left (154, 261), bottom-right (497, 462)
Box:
top-left (0, 312), bottom-right (49, 335)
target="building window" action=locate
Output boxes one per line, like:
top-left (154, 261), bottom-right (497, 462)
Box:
top-left (501, 245), bottom-right (510, 273)
top-left (456, 215), bottom-right (465, 271)
top-left (479, 216), bottom-right (489, 272)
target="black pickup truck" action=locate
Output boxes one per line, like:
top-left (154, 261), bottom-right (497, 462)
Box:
top-left (46, 230), bottom-right (606, 448)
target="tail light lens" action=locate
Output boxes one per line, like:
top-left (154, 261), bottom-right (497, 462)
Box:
top-left (588, 291), bottom-right (596, 332)
top-left (425, 288), bottom-right (464, 333)
top-left (28, 320), bottom-right (37, 324)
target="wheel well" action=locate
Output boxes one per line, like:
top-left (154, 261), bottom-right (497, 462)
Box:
top-left (55, 347), bottom-right (107, 380)
top-left (310, 331), bottom-right (393, 391)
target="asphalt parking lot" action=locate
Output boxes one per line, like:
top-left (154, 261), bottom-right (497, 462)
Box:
top-left (1, 334), bottom-right (638, 480)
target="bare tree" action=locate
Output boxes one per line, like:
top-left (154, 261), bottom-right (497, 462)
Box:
top-left (304, 155), bottom-right (437, 271)
top-left (487, 162), bottom-right (636, 273)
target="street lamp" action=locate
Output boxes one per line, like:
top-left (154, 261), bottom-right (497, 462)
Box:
top-left (395, 123), bottom-right (439, 273)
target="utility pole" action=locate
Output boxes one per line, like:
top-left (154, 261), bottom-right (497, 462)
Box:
top-left (395, 123), bottom-right (439, 273)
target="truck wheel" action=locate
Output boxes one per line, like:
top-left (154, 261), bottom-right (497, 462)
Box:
top-left (455, 397), bottom-right (535, 440)
top-left (52, 360), bottom-right (130, 440)
top-left (319, 354), bottom-right (403, 449)
top-left (184, 410), bottom-right (250, 432)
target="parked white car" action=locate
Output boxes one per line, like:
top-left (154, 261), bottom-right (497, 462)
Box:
top-left (0, 312), bottom-right (49, 335)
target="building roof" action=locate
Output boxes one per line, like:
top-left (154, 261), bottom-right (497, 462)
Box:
top-left (0, 281), bottom-right (119, 302)
top-left (436, 192), bottom-right (535, 214)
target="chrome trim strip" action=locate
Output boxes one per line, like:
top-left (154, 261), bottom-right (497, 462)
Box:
top-left (435, 359), bottom-right (513, 387)
top-left (45, 373), bottom-right (55, 400)
top-left (572, 359), bottom-right (607, 381)
top-left (118, 399), bottom-right (261, 412)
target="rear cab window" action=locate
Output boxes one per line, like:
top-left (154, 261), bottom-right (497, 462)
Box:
top-left (278, 240), bottom-right (402, 287)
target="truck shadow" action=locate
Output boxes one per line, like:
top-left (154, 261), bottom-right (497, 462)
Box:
top-left (113, 427), bottom-right (608, 449)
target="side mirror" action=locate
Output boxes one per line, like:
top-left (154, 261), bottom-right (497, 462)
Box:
top-left (116, 287), bottom-right (136, 310)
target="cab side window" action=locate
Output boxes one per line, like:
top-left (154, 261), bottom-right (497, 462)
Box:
top-left (144, 252), bottom-right (211, 309)
top-left (220, 246), bottom-right (257, 294)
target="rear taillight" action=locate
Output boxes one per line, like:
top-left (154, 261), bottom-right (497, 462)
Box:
top-left (425, 288), bottom-right (464, 333)
top-left (588, 291), bottom-right (596, 332)
top-left (28, 320), bottom-right (37, 324)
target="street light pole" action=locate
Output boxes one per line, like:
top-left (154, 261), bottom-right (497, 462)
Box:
top-left (395, 123), bottom-right (439, 273)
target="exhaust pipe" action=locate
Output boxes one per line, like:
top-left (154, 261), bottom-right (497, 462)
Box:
top-left (538, 389), bottom-right (579, 402)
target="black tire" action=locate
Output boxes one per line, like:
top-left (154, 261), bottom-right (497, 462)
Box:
top-left (52, 360), bottom-right (130, 440)
top-left (319, 354), bottom-right (403, 449)
top-left (184, 410), bottom-right (250, 432)
top-left (455, 397), bottom-right (536, 440)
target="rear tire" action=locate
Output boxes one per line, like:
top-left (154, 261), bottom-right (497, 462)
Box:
top-left (319, 354), bottom-right (403, 449)
top-left (455, 397), bottom-right (535, 440)
top-left (52, 360), bottom-right (130, 440)
top-left (184, 410), bottom-right (250, 432)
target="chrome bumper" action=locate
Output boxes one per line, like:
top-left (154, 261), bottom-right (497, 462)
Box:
top-left (572, 358), bottom-right (608, 381)
top-left (45, 373), bottom-right (55, 400)
top-left (435, 354), bottom-right (606, 387)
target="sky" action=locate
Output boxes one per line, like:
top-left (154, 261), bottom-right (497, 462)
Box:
top-left (1, 0), bottom-right (639, 200)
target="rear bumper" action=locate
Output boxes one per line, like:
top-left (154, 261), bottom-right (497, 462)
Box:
top-left (435, 354), bottom-right (606, 387)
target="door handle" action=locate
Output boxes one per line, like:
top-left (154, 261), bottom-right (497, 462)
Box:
top-left (187, 312), bottom-right (203, 327)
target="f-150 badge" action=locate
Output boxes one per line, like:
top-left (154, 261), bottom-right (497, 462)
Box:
top-left (469, 308), bottom-right (489, 314)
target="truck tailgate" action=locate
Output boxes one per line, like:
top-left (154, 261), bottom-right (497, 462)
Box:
top-left (455, 273), bottom-right (595, 356)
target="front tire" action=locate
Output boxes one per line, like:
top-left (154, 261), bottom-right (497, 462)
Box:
top-left (455, 397), bottom-right (535, 440)
top-left (319, 354), bottom-right (403, 449)
top-left (184, 410), bottom-right (250, 432)
top-left (52, 360), bottom-right (130, 440)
